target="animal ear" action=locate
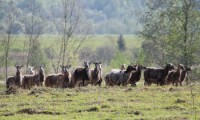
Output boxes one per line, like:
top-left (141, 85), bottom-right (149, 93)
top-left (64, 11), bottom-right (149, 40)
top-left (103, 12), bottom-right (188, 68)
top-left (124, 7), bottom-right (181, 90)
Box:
top-left (99, 62), bottom-right (102, 64)
top-left (20, 65), bottom-right (24, 68)
top-left (67, 65), bottom-right (71, 69)
top-left (60, 65), bottom-right (63, 68)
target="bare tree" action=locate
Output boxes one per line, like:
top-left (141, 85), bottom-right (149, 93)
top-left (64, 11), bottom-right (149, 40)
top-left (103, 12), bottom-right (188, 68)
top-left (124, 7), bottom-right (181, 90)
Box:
top-left (50, 0), bottom-right (92, 73)
top-left (0, 1), bottom-right (17, 80)
top-left (21, 0), bottom-right (45, 73)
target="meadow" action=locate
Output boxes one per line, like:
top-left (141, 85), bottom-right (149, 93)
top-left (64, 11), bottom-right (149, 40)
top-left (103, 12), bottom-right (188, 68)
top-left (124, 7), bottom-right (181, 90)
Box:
top-left (0, 82), bottom-right (199, 120)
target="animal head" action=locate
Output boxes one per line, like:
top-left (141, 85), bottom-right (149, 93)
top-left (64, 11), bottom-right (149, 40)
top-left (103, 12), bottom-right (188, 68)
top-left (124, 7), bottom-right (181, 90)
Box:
top-left (83, 61), bottom-right (91, 69)
top-left (93, 62), bottom-right (102, 73)
top-left (165, 63), bottom-right (174, 71)
top-left (15, 65), bottom-right (23, 75)
top-left (28, 66), bottom-right (34, 71)
top-left (60, 65), bottom-right (71, 75)
top-left (136, 65), bottom-right (147, 71)
top-left (15, 65), bottom-right (23, 70)
top-left (125, 65), bottom-right (137, 73)
top-left (121, 64), bottom-right (126, 70)
top-left (39, 65), bottom-right (45, 74)
top-left (184, 65), bottom-right (192, 72)
top-left (178, 64), bottom-right (185, 70)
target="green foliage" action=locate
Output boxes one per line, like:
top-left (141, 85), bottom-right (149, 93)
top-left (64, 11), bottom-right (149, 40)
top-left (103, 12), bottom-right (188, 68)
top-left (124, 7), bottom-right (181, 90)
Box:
top-left (110, 52), bottom-right (131, 68)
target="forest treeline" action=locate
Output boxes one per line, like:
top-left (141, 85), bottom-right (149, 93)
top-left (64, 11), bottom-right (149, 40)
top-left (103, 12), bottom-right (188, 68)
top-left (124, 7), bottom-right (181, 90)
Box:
top-left (0, 0), bottom-right (144, 34)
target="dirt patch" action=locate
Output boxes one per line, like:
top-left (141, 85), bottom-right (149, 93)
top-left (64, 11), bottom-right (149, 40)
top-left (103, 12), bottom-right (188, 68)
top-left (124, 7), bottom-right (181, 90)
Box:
top-left (176, 98), bottom-right (186, 103)
top-left (1, 112), bottom-right (15, 116)
top-left (87, 107), bottom-right (99, 112)
top-left (128, 111), bottom-right (142, 115)
top-left (17, 108), bottom-right (66, 115)
top-left (125, 88), bottom-right (133, 92)
top-left (107, 98), bottom-right (116, 102)
top-left (165, 106), bottom-right (185, 110)
top-left (28, 88), bottom-right (48, 95)
top-left (101, 105), bottom-right (111, 109)
top-left (17, 103), bottom-right (30, 107)
top-left (0, 103), bottom-right (10, 108)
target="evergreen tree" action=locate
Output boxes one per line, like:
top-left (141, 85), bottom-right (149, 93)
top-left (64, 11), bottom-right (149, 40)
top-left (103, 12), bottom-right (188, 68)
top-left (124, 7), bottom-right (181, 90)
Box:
top-left (117, 34), bottom-right (126, 51)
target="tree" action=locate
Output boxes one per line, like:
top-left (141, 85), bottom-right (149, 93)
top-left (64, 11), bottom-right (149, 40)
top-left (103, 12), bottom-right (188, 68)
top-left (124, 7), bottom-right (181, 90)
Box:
top-left (20, 0), bottom-right (46, 72)
top-left (140, 0), bottom-right (200, 66)
top-left (0, 1), bottom-right (18, 80)
top-left (117, 34), bottom-right (126, 51)
top-left (50, 0), bottom-right (92, 73)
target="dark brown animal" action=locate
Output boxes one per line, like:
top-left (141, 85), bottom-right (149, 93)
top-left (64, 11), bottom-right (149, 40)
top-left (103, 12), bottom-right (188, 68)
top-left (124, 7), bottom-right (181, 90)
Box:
top-left (72, 61), bottom-right (91, 87)
top-left (105, 65), bottom-right (136, 86)
top-left (128, 65), bottom-right (146, 86)
top-left (6, 65), bottom-right (23, 89)
top-left (144, 63), bottom-right (174, 86)
top-left (22, 65), bottom-right (45, 89)
top-left (90, 62), bottom-right (102, 86)
top-left (179, 65), bottom-right (191, 86)
top-left (45, 65), bottom-right (71, 88)
top-left (165, 64), bottom-right (185, 86)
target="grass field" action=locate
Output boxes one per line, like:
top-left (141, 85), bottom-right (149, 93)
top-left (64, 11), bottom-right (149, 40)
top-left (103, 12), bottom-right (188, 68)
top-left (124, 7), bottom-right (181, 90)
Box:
top-left (0, 82), bottom-right (199, 120)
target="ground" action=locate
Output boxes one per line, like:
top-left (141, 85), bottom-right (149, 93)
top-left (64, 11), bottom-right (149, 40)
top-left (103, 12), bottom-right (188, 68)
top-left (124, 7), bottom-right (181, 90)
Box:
top-left (0, 82), bottom-right (199, 120)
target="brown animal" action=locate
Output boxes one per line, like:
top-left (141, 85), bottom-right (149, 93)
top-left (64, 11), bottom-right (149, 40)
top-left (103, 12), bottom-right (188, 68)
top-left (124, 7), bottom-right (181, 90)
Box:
top-left (144, 63), bottom-right (174, 86)
top-left (179, 65), bottom-right (192, 86)
top-left (72, 61), bottom-right (91, 87)
top-left (22, 65), bottom-right (45, 89)
top-left (128, 65), bottom-right (146, 86)
top-left (165, 64), bottom-right (185, 86)
top-left (45, 65), bottom-right (71, 88)
top-left (6, 65), bottom-right (23, 89)
top-left (90, 62), bottom-right (102, 86)
top-left (105, 65), bottom-right (136, 86)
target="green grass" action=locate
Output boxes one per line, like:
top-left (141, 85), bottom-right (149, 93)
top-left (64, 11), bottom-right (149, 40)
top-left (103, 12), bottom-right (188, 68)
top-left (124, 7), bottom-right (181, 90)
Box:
top-left (9, 34), bottom-right (143, 51)
top-left (0, 82), bottom-right (199, 120)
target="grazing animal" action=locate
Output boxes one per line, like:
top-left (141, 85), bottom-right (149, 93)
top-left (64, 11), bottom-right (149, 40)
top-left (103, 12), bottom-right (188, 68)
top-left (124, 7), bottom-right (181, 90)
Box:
top-left (179, 65), bottom-right (192, 86)
top-left (72, 61), bottom-right (91, 87)
top-left (128, 65), bottom-right (146, 86)
top-left (105, 65), bottom-right (136, 86)
top-left (90, 62), bottom-right (102, 86)
top-left (6, 65), bottom-right (23, 89)
top-left (28, 66), bottom-right (35, 75)
top-left (165, 64), bottom-right (185, 86)
top-left (144, 63), bottom-right (174, 86)
top-left (22, 65), bottom-right (45, 89)
top-left (45, 65), bottom-right (71, 88)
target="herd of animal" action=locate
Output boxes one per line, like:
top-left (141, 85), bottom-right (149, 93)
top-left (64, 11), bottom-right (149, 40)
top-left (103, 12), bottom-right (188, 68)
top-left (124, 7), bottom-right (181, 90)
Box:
top-left (5, 62), bottom-right (192, 89)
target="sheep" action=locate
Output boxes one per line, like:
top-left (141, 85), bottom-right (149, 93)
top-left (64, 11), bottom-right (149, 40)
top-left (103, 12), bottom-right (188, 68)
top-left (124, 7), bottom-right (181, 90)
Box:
top-left (105, 65), bottom-right (136, 86)
top-left (72, 61), bottom-right (91, 87)
top-left (22, 65), bottom-right (45, 89)
top-left (165, 64), bottom-right (185, 86)
top-left (6, 65), bottom-right (23, 89)
top-left (90, 62), bottom-right (102, 86)
top-left (128, 65), bottom-right (146, 86)
top-left (144, 63), bottom-right (174, 86)
top-left (45, 65), bottom-right (71, 88)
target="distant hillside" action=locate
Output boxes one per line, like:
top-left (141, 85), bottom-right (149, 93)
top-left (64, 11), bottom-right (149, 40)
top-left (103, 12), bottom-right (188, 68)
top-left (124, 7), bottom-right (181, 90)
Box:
top-left (0, 0), bottom-right (146, 34)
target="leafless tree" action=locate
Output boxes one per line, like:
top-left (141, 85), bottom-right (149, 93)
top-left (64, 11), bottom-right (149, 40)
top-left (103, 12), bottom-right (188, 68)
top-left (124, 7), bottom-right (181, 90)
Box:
top-left (0, 1), bottom-right (17, 80)
top-left (21, 0), bottom-right (45, 73)
top-left (50, 0), bottom-right (92, 73)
